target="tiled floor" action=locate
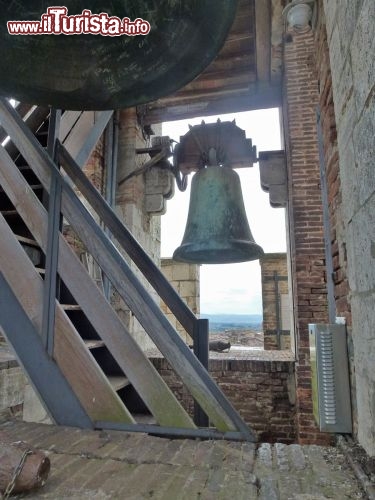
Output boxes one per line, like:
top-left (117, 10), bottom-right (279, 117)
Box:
top-left (0, 420), bottom-right (366, 499)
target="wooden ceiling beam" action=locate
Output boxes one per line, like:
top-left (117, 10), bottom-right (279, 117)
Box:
top-left (154, 83), bottom-right (252, 104)
top-left (226, 13), bottom-right (253, 41)
top-left (142, 0), bottom-right (280, 124)
top-left (255, 0), bottom-right (272, 82)
top-left (185, 66), bottom-right (256, 86)
top-left (142, 83), bottom-right (282, 125)
top-left (197, 53), bottom-right (256, 75)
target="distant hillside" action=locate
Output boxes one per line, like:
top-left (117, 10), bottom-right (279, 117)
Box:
top-left (200, 314), bottom-right (263, 332)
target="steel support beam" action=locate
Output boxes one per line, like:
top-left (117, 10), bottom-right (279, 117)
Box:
top-left (102, 114), bottom-right (119, 300)
top-left (0, 98), bottom-right (255, 440)
top-left (75, 110), bottom-right (113, 168)
top-left (95, 421), bottom-right (248, 442)
top-left (42, 109), bottom-right (62, 355)
top-left (193, 319), bottom-right (209, 427)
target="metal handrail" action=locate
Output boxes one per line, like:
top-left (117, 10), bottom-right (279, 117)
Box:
top-left (0, 98), bottom-right (256, 435)
top-left (57, 140), bottom-right (210, 427)
top-left (57, 141), bottom-right (198, 340)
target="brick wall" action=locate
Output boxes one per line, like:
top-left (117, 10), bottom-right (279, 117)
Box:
top-left (151, 356), bottom-right (296, 443)
top-left (313, 0), bottom-right (357, 434)
top-left (283, 29), bottom-right (332, 445)
top-left (161, 259), bottom-right (200, 344)
top-left (260, 253), bottom-right (291, 350)
top-left (314, 2), bottom-right (351, 325)
top-left (83, 137), bottom-right (105, 193)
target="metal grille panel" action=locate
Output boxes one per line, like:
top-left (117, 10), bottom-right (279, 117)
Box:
top-left (309, 324), bottom-right (352, 433)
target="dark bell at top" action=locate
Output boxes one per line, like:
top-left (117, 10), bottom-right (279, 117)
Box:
top-left (0, 1), bottom-right (238, 110)
top-left (172, 120), bottom-right (264, 265)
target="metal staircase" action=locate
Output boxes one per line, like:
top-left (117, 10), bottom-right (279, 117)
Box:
top-left (0, 98), bottom-right (255, 441)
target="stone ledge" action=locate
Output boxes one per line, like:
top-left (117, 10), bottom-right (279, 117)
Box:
top-left (146, 347), bottom-right (295, 372)
top-left (151, 357), bottom-right (295, 373)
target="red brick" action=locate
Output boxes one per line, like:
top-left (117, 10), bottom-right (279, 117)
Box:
top-left (284, 27), bottom-right (333, 447)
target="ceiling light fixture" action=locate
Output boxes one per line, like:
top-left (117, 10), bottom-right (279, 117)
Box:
top-left (282, 0), bottom-right (316, 32)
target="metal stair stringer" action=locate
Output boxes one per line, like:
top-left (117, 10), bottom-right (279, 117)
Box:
top-left (0, 271), bottom-right (94, 429)
top-left (0, 98), bottom-right (255, 441)
top-left (0, 212), bottom-right (134, 426)
top-left (0, 136), bottom-right (196, 431)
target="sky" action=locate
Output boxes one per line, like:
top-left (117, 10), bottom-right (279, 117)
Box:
top-left (161, 108), bottom-right (287, 315)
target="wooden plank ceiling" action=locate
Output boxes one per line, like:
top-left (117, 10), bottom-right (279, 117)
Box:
top-left (142, 0), bottom-right (286, 125)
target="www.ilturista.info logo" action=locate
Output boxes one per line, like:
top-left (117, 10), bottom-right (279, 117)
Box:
top-left (7, 7), bottom-right (151, 36)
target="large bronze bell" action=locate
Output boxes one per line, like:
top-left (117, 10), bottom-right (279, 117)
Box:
top-left (0, 1), bottom-right (237, 110)
top-left (173, 165), bottom-right (264, 264)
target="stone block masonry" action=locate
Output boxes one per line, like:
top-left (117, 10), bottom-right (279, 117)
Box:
top-left (313, 0), bottom-right (357, 435)
top-left (314, 1), bottom-right (351, 326)
top-left (114, 108), bottom-right (163, 350)
top-left (260, 253), bottom-right (291, 350)
top-left (161, 259), bottom-right (200, 344)
top-left (0, 347), bottom-right (26, 418)
top-left (323, 0), bottom-right (375, 456)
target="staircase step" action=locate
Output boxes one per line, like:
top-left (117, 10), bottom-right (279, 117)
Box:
top-left (0, 209), bottom-right (18, 217)
top-left (61, 304), bottom-right (82, 311)
top-left (133, 414), bottom-right (157, 425)
top-left (17, 166), bottom-right (40, 183)
top-left (84, 339), bottom-right (105, 350)
top-left (108, 376), bottom-right (130, 392)
top-left (1, 212), bottom-right (35, 240)
top-left (0, 184), bottom-right (43, 193)
top-left (15, 235), bottom-right (40, 247)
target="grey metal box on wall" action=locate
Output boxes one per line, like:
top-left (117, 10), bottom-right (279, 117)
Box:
top-left (309, 324), bottom-right (352, 433)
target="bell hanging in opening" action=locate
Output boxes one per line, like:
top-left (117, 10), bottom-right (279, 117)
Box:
top-left (173, 166), bottom-right (264, 264)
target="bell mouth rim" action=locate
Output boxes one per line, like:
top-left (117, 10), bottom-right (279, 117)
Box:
top-left (173, 240), bottom-right (264, 265)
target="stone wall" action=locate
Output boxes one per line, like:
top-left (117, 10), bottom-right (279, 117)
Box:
top-left (283, 28), bottom-right (332, 445)
top-left (63, 108), bottom-right (166, 352)
top-left (151, 354), bottom-right (296, 443)
top-left (260, 253), bottom-right (291, 350)
top-left (161, 259), bottom-right (200, 344)
top-left (314, 3), bottom-right (351, 325)
top-left (323, 0), bottom-right (375, 456)
top-left (114, 108), bottom-right (163, 350)
top-left (0, 350), bottom-right (25, 419)
top-left (313, 0), bottom-right (357, 436)
top-left (62, 138), bottom-right (105, 259)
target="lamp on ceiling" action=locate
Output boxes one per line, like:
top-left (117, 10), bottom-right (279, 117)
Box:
top-left (282, 0), bottom-right (316, 32)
